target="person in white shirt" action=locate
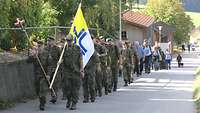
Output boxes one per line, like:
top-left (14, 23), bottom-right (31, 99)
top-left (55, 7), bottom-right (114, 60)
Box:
top-left (143, 44), bottom-right (152, 74)
top-left (165, 49), bottom-right (172, 70)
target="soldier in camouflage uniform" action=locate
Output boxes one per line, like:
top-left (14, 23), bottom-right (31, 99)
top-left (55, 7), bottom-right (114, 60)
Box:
top-left (123, 41), bottom-right (133, 86)
top-left (83, 38), bottom-right (100, 103)
top-left (63, 35), bottom-right (82, 110)
top-left (57, 39), bottom-right (67, 100)
top-left (46, 36), bottom-right (61, 103)
top-left (105, 40), bottom-right (112, 93)
top-left (99, 39), bottom-right (110, 95)
top-left (109, 41), bottom-right (119, 92)
top-left (28, 41), bottom-right (49, 110)
top-left (94, 38), bottom-right (103, 97)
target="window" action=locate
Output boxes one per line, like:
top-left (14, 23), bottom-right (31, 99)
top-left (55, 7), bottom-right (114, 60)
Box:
top-left (122, 31), bottom-right (127, 40)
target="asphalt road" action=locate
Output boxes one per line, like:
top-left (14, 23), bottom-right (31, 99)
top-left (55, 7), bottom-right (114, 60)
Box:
top-left (1, 50), bottom-right (199, 113)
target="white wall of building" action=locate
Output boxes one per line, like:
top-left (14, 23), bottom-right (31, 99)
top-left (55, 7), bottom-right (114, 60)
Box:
top-left (123, 23), bottom-right (144, 44)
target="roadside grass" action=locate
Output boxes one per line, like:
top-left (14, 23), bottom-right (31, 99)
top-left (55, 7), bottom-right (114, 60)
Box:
top-left (193, 67), bottom-right (200, 113)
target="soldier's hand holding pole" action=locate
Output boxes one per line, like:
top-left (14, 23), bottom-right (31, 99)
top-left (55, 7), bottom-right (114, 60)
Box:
top-left (15, 18), bottom-right (56, 96)
top-left (80, 55), bottom-right (84, 79)
top-left (49, 42), bottom-right (67, 89)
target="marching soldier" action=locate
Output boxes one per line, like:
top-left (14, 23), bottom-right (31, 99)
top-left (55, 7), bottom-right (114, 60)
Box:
top-left (109, 40), bottom-right (120, 92)
top-left (46, 36), bottom-right (61, 103)
top-left (83, 38), bottom-right (100, 103)
top-left (105, 39), bottom-right (112, 93)
top-left (94, 38), bottom-right (103, 97)
top-left (28, 41), bottom-right (49, 110)
top-left (57, 39), bottom-right (67, 100)
top-left (99, 38), bottom-right (110, 95)
top-left (123, 41), bottom-right (133, 86)
top-left (63, 35), bottom-right (83, 110)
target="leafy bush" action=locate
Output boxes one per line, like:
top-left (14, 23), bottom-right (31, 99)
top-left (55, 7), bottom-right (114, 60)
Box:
top-left (0, 37), bottom-right (12, 51)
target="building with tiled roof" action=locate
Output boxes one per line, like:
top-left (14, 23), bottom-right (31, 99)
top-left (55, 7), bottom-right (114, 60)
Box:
top-left (122, 11), bottom-right (155, 28)
top-left (122, 11), bottom-right (155, 44)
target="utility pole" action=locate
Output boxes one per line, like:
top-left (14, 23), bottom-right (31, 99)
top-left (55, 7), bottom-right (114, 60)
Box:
top-left (158, 26), bottom-right (163, 46)
top-left (119, 0), bottom-right (122, 41)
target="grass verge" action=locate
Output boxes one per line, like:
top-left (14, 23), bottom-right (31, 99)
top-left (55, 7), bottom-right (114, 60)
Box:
top-left (193, 67), bottom-right (200, 113)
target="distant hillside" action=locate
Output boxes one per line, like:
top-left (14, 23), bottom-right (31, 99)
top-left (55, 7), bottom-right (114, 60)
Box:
top-left (138, 0), bottom-right (200, 12)
top-left (138, 0), bottom-right (147, 4)
top-left (137, 0), bottom-right (200, 27)
top-left (182, 0), bottom-right (200, 12)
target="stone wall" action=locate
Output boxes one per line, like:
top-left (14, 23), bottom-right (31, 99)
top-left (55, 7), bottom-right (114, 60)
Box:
top-left (0, 58), bottom-right (36, 101)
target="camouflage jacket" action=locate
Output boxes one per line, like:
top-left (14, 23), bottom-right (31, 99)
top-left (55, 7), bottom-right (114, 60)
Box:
top-left (63, 44), bottom-right (82, 75)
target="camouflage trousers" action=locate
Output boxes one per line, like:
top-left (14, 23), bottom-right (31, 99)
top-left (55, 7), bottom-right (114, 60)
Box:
top-left (102, 66), bottom-right (112, 94)
top-left (110, 65), bottom-right (119, 91)
top-left (35, 74), bottom-right (49, 106)
top-left (63, 72), bottom-right (81, 105)
top-left (35, 73), bottom-right (49, 97)
top-left (95, 70), bottom-right (103, 97)
top-left (82, 71), bottom-right (96, 101)
top-left (123, 64), bottom-right (132, 84)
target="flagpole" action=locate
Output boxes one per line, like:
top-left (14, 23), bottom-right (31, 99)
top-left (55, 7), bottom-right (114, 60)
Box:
top-left (119, 0), bottom-right (122, 41)
top-left (50, 1), bottom-right (83, 89)
top-left (21, 23), bottom-right (57, 97)
top-left (49, 42), bottom-right (68, 89)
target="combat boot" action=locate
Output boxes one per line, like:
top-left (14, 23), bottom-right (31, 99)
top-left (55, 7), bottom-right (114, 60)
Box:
top-left (91, 99), bottom-right (95, 103)
top-left (66, 101), bottom-right (71, 108)
top-left (40, 104), bottom-right (45, 111)
top-left (83, 99), bottom-right (89, 103)
top-left (91, 97), bottom-right (95, 103)
top-left (70, 103), bottom-right (76, 110)
top-left (39, 96), bottom-right (46, 111)
top-left (124, 81), bottom-right (128, 86)
top-left (50, 96), bottom-right (57, 104)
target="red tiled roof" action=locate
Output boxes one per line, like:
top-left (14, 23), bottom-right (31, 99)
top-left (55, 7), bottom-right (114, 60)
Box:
top-left (122, 11), bottom-right (155, 28)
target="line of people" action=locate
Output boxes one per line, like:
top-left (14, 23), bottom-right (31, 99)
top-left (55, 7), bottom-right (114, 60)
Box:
top-left (27, 36), bottom-right (172, 111)
top-left (28, 35), bottom-right (122, 111)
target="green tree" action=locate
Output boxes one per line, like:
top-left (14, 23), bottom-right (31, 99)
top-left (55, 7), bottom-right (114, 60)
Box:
top-left (49, 0), bottom-right (79, 27)
top-left (86, 0), bottom-right (119, 38)
top-left (49, 0), bottom-right (120, 39)
top-left (36, 2), bottom-right (58, 41)
top-left (0, 0), bottom-right (58, 51)
top-left (0, 0), bottom-right (12, 50)
top-left (145, 0), bottom-right (194, 44)
top-left (8, 0), bottom-right (45, 49)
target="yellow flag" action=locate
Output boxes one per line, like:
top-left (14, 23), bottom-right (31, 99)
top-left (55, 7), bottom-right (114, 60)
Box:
top-left (69, 3), bottom-right (94, 68)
